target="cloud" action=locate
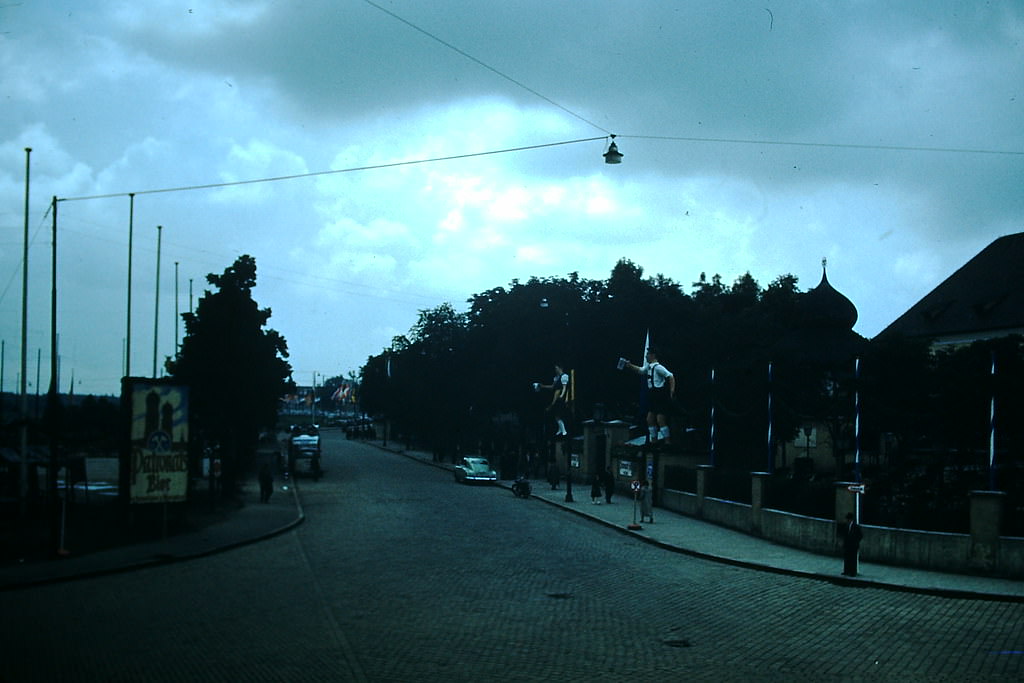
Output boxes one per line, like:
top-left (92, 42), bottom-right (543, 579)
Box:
top-left (2, 1), bottom-right (1021, 394)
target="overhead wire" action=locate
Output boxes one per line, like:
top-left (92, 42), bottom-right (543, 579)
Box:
top-left (362, 0), bottom-right (612, 135)
top-left (57, 136), bottom-right (608, 203)
top-left (620, 134), bottom-right (1023, 157)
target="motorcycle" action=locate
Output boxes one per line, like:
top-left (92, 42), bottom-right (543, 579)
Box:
top-left (512, 476), bottom-right (532, 498)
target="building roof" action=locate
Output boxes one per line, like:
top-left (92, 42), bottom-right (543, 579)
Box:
top-left (877, 232), bottom-right (1024, 343)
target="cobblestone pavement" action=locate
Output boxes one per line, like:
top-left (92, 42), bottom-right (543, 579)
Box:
top-left (1, 432), bottom-right (1021, 681)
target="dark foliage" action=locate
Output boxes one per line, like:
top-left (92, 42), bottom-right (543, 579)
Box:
top-left (165, 255), bottom-right (293, 490)
top-left (358, 260), bottom-right (1022, 532)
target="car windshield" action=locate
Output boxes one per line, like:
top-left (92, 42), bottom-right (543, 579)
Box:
top-left (467, 460), bottom-right (491, 472)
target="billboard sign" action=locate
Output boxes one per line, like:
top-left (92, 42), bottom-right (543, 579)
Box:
top-left (124, 378), bottom-right (190, 504)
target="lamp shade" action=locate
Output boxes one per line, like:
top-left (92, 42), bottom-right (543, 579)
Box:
top-left (603, 140), bottom-right (623, 164)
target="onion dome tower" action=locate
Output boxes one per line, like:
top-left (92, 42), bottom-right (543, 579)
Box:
top-left (803, 258), bottom-right (858, 331)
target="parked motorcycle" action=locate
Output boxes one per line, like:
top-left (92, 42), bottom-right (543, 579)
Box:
top-left (512, 476), bottom-right (532, 498)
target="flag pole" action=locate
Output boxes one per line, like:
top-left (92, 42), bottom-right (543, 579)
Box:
top-left (19, 148), bottom-right (31, 517)
top-left (766, 361), bottom-right (774, 473)
top-left (989, 351), bottom-right (996, 490)
top-left (709, 368), bottom-right (716, 467)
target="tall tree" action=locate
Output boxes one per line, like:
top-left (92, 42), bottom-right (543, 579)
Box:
top-left (166, 255), bottom-right (293, 490)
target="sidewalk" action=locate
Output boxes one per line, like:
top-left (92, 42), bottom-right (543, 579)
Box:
top-left (396, 448), bottom-right (1024, 602)
top-left (0, 479), bottom-right (304, 591)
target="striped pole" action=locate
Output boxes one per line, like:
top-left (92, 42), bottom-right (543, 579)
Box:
top-left (767, 362), bottom-right (773, 473)
top-left (989, 351), bottom-right (996, 490)
top-left (709, 367), bottom-right (716, 467)
top-left (854, 357), bottom-right (861, 484)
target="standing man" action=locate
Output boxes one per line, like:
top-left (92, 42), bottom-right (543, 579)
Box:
top-left (602, 466), bottom-right (615, 504)
top-left (840, 512), bottom-right (863, 577)
top-left (625, 348), bottom-right (676, 444)
top-left (539, 363), bottom-right (571, 438)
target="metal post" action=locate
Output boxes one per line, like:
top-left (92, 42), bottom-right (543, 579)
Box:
top-left (19, 148), bottom-right (31, 516)
top-left (174, 261), bottom-right (179, 352)
top-left (48, 195), bottom-right (60, 554)
top-left (35, 348), bottom-right (40, 417)
top-left (126, 193), bottom-right (134, 378)
top-left (152, 225), bottom-right (162, 378)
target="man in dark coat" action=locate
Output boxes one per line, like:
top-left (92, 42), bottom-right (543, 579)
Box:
top-left (840, 512), bottom-right (863, 576)
top-left (602, 467), bottom-right (615, 504)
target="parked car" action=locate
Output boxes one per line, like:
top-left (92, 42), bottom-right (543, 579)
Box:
top-left (454, 457), bottom-right (497, 484)
top-left (287, 424), bottom-right (322, 479)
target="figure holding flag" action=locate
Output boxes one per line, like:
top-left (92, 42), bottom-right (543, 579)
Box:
top-left (623, 347), bottom-right (676, 445)
top-left (538, 363), bottom-right (571, 438)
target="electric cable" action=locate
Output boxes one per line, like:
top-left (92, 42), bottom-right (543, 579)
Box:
top-left (57, 136), bottom-right (607, 203)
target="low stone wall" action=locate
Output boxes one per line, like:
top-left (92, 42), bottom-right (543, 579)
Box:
top-left (661, 487), bottom-right (1024, 578)
top-left (703, 496), bottom-right (751, 531)
top-left (761, 508), bottom-right (837, 555)
top-left (859, 524), bottom-right (970, 574)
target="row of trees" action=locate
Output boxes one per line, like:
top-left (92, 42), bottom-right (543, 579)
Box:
top-left (358, 259), bottom-right (1023, 529)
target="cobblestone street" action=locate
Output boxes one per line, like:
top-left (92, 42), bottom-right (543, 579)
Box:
top-left (1, 432), bottom-right (1021, 681)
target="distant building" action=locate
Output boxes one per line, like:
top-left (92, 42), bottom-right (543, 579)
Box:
top-left (877, 232), bottom-right (1024, 347)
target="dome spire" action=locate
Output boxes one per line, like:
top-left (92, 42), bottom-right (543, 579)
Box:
top-left (804, 257), bottom-right (858, 330)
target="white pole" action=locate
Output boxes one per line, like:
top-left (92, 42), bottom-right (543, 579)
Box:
top-left (19, 148), bottom-right (31, 515)
top-left (152, 225), bottom-right (162, 378)
top-left (989, 351), bottom-right (996, 490)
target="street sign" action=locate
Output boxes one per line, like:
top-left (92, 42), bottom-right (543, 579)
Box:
top-left (847, 484), bottom-right (865, 493)
top-left (631, 480), bottom-right (641, 492)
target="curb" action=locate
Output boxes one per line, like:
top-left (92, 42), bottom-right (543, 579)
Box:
top-left (0, 485), bottom-right (306, 592)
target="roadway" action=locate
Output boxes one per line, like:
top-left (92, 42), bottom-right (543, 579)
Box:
top-left (0, 429), bottom-right (1021, 681)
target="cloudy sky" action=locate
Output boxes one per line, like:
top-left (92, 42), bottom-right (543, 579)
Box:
top-left (1, 1), bottom-right (1022, 397)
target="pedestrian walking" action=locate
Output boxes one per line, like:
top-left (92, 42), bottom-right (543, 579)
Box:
top-left (258, 462), bottom-right (274, 503)
top-left (840, 512), bottom-right (863, 576)
top-left (639, 480), bottom-right (653, 522)
top-left (602, 466), bottom-right (615, 504)
top-left (590, 474), bottom-right (603, 504)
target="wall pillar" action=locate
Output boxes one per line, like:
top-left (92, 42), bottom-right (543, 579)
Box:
top-left (751, 471), bottom-right (770, 535)
top-left (696, 464), bottom-right (713, 518)
top-left (833, 481), bottom-right (858, 523)
top-left (602, 420), bottom-right (631, 462)
top-left (581, 420), bottom-right (598, 479)
top-left (969, 490), bottom-right (1005, 572)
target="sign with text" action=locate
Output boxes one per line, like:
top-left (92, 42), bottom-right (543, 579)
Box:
top-left (124, 378), bottom-right (190, 504)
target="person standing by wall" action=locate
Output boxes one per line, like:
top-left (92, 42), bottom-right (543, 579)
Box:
top-left (602, 466), bottom-right (615, 504)
top-left (840, 512), bottom-right (863, 576)
top-left (639, 479), bottom-right (653, 523)
top-left (624, 348), bottom-right (676, 444)
top-left (258, 462), bottom-right (274, 504)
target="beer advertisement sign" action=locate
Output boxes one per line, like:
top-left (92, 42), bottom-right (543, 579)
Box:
top-left (125, 379), bottom-right (190, 504)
